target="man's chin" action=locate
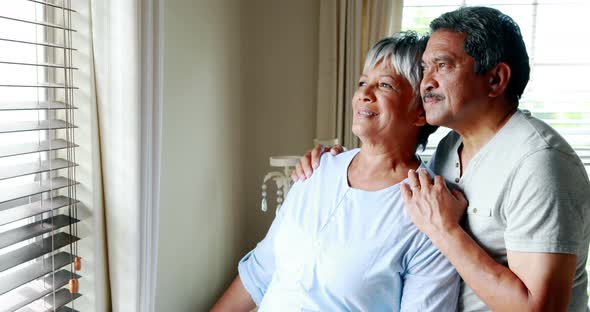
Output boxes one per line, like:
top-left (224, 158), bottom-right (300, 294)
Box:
top-left (425, 112), bottom-right (446, 127)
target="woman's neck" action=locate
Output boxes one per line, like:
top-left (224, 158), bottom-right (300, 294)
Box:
top-left (347, 144), bottom-right (420, 191)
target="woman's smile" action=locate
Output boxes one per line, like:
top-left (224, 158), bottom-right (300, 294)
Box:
top-left (356, 108), bottom-right (379, 118)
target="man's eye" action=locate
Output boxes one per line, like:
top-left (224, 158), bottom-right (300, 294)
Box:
top-left (438, 63), bottom-right (447, 68)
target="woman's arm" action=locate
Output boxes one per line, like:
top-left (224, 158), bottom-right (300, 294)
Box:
top-left (211, 276), bottom-right (256, 312)
top-left (400, 233), bottom-right (460, 311)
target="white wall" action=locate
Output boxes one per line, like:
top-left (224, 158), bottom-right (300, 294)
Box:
top-left (240, 0), bottom-right (320, 253)
top-left (156, 0), bottom-right (319, 310)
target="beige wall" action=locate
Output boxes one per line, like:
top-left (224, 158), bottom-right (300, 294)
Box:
top-left (156, 0), bottom-right (319, 310)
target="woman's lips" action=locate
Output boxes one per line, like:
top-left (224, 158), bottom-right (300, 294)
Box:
top-left (357, 109), bottom-right (379, 118)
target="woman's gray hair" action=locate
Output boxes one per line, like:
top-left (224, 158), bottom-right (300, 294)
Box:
top-left (362, 32), bottom-right (437, 151)
top-left (363, 31), bottom-right (427, 110)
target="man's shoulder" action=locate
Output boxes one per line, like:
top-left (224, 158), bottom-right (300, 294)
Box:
top-left (502, 110), bottom-right (577, 156)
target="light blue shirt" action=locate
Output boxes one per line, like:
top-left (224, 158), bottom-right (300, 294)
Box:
top-left (239, 149), bottom-right (459, 311)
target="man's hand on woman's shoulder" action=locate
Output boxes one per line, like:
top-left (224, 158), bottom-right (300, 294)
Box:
top-left (291, 144), bottom-right (345, 182)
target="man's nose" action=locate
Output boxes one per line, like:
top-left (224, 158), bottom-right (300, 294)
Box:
top-left (421, 70), bottom-right (439, 94)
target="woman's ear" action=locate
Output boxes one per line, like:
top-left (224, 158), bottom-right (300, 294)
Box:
top-left (414, 106), bottom-right (427, 127)
top-left (488, 62), bottom-right (511, 98)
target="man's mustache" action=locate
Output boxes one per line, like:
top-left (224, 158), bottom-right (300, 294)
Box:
top-left (422, 91), bottom-right (445, 102)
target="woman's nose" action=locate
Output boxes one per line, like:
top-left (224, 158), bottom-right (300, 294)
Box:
top-left (359, 86), bottom-right (376, 102)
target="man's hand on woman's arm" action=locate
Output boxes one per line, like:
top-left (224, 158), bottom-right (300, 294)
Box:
top-left (291, 144), bottom-right (345, 182)
top-left (210, 276), bottom-right (256, 312)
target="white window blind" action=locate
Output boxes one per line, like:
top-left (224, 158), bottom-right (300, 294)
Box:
top-left (402, 0), bottom-right (590, 176)
top-left (0, 1), bottom-right (81, 311)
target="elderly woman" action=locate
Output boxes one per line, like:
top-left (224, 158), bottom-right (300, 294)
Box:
top-left (212, 32), bottom-right (459, 311)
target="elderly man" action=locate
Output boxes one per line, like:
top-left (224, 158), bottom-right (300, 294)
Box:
top-left (295, 6), bottom-right (590, 312)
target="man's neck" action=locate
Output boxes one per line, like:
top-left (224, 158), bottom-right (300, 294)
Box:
top-left (455, 103), bottom-right (517, 176)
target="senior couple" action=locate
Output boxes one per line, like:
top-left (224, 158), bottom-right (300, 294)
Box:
top-left (213, 6), bottom-right (590, 312)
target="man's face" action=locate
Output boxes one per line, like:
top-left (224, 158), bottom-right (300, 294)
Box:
top-left (420, 30), bottom-right (489, 128)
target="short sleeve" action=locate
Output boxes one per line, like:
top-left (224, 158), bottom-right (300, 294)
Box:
top-left (237, 179), bottom-right (308, 305)
top-left (237, 210), bottom-right (282, 305)
top-left (400, 234), bottom-right (460, 312)
top-left (504, 149), bottom-right (590, 254)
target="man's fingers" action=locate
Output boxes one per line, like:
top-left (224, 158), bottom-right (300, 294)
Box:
top-left (301, 152), bottom-right (313, 178)
top-left (451, 188), bottom-right (468, 205)
top-left (311, 144), bottom-right (325, 169)
top-left (329, 145), bottom-right (344, 155)
top-left (291, 171), bottom-right (298, 182)
top-left (434, 175), bottom-right (448, 190)
top-left (400, 183), bottom-right (413, 204)
top-left (293, 162), bottom-right (304, 181)
top-left (417, 169), bottom-right (432, 190)
top-left (408, 169), bottom-right (420, 190)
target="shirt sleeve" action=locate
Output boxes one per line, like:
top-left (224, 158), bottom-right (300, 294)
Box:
top-left (237, 210), bottom-right (282, 305)
top-left (504, 149), bottom-right (590, 254)
top-left (237, 179), bottom-right (307, 305)
top-left (400, 234), bottom-right (460, 312)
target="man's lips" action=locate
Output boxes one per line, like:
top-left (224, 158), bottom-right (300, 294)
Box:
top-left (422, 92), bottom-right (445, 104)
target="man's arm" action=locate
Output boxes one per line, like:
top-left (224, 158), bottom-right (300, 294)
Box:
top-left (211, 276), bottom-right (256, 312)
top-left (401, 169), bottom-right (578, 311)
top-left (433, 225), bottom-right (576, 311)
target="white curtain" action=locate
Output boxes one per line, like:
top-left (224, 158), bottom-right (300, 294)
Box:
top-left (315, 0), bottom-right (404, 148)
top-left (90, 1), bottom-right (142, 311)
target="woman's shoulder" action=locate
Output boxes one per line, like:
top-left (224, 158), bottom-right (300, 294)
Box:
top-left (289, 148), bottom-right (358, 193)
top-left (316, 148), bottom-right (360, 173)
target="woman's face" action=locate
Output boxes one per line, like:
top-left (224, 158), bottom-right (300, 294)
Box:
top-left (352, 61), bottom-right (424, 144)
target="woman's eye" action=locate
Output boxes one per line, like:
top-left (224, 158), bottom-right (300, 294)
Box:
top-left (358, 81), bottom-right (367, 87)
top-left (438, 62), bottom-right (447, 68)
top-left (379, 82), bottom-right (392, 89)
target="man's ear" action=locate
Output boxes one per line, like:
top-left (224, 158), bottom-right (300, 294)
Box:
top-left (414, 106), bottom-right (427, 127)
top-left (488, 62), bottom-right (511, 98)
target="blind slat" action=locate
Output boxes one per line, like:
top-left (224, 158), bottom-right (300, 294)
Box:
top-left (0, 158), bottom-right (77, 181)
top-left (0, 214), bottom-right (79, 249)
top-left (0, 83), bottom-right (78, 89)
top-left (0, 120), bottom-right (76, 134)
top-left (0, 15), bottom-right (75, 32)
top-left (0, 101), bottom-right (76, 111)
top-left (0, 232), bottom-right (79, 274)
top-left (0, 139), bottom-right (77, 159)
top-left (0, 60), bottom-right (78, 70)
top-left (0, 271), bottom-right (80, 312)
top-left (0, 177), bottom-right (78, 205)
top-left (0, 196), bottom-right (78, 226)
top-left (0, 37), bottom-right (76, 51)
top-left (23, 288), bottom-right (82, 312)
top-left (0, 252), bottom-right (75, 296)
top-left (25, 0), bottom-right (77, 12)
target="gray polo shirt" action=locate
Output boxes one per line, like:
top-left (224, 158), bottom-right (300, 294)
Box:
top-left (429, 109), bottom-right (590, 312)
